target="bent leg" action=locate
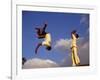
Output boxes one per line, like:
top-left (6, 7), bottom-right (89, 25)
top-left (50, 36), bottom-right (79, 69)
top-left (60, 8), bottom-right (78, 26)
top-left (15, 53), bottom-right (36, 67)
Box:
top-left (35, 43), bottom-right (42, 54)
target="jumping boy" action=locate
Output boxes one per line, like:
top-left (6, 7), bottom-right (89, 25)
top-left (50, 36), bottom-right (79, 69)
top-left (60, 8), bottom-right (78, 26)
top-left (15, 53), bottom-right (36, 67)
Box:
top-left (71, 30), bottom-right (80, 66)
top-left (35, 22), bottom-right (52, 54)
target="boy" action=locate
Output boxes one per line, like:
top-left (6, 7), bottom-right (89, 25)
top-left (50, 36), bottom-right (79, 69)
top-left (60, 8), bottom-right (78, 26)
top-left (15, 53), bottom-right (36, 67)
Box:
top-left (35, 22), bottom-right (52, 54)
top-left (71, 30), bottom-right (80, 66)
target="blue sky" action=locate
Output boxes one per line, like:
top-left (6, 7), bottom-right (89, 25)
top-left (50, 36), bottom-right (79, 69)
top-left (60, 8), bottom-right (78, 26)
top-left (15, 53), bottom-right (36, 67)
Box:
top-left (22, 11), bottom-right (89, 68)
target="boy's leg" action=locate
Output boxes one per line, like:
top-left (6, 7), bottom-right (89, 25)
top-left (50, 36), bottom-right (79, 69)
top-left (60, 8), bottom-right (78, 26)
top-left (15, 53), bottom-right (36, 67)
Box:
top-left (42, 41), bottom-right (51, 51)
top-left (73, 47), bottom-right (80, 65)
top-left (42, 41), bottom-right (51, 47)
top-left (72, 49), bottom-right (76, 66)
top-left (35, 43), bottom-right (42, 54)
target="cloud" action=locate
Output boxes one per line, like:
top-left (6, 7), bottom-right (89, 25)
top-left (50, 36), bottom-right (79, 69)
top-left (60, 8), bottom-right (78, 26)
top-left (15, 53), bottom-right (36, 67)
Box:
top-left (80, 15), bottom-right (89, 26)
top-left (22, 58), bottom-right (59, 69)
top-left (60, 55), bottom-right (72, 67)
top-left (80, 15), bottom-right (86, 24)
top-left (54, 38), bottom-right (84, 53)
top-left (23, 37), bottom-right (89, 68)
top-left (78, 40), bottom-right (89, 65)
top-left (54, 37), bottom-right (89, 66)
top-left (54, 39), bottom-right (71, 53)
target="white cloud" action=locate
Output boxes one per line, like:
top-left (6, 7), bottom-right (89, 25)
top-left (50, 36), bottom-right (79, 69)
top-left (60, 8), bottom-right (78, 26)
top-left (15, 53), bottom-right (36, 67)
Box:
top-left (80, 15), bottom-right (86, 24)
top-left (54, 39), bottom-right (71, 52)
top-left (54, 38), bottom-right (84, 51)
top-left (23, 37), bottom-right (89, 69)
top-left (60, 55), bottom-right (72, 67)
top-left (79, 15), bottom-right (89, 28)
top-left (80, 15), bottom-right (87, 24)
top-left (54, 37), bottom-right (89, 66)
top-left (23, 58), bottom-right (59, 69)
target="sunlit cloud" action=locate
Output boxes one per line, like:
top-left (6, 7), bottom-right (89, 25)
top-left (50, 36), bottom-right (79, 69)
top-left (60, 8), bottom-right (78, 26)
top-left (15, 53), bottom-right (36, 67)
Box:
top-left (23, 58), bottom-right (59, 69)
top-left (54, 39), bottom-right (71, 52)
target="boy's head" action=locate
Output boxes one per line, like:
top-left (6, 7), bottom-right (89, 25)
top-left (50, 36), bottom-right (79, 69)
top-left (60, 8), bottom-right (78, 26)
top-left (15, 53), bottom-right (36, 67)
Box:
top-left (71, 30), bottom-right (79, 38)
top-left (46, 46), bottom-right (52, 51)
top-left (71, 30), bottom-right (76, 34)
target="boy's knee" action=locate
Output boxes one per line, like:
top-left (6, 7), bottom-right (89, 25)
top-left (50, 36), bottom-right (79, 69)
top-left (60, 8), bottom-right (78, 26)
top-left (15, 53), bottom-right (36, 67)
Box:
top-left (46, 46), bottom-right (52, 50)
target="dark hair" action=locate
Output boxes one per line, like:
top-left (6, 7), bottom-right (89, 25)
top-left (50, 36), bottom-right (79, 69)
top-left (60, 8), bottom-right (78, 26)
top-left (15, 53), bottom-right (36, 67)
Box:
top-left (46, 46), bottom-right (51, 50)
top-left (71, 30), bottom-right (76, 34)
top-left (75, 33), bottom-right (79, 38)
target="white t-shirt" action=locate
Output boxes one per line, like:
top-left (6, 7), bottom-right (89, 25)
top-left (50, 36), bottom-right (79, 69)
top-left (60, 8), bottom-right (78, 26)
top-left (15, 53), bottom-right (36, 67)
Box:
top-left (71, 34), bottom-right (77, 47)
top-left (42, 33), bottom-right (51, 46)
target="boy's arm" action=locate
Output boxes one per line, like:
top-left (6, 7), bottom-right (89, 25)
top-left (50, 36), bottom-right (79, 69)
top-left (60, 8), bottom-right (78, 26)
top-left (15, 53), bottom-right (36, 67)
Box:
top-left (43, 23), bottom-right (47, 32)
top-left (35, 43), bottom-right (42, 54)
top-left (35, 27), bottom-right (40, 30)
top-left (71, 34), bottom-right (75, 39)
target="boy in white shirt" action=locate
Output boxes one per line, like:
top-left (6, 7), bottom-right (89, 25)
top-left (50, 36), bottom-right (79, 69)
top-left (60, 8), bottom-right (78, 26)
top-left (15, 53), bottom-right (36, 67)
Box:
top-left (35, 22), bottom-right (52, 54)
top-left (71, 30), bottom-right (80, 66)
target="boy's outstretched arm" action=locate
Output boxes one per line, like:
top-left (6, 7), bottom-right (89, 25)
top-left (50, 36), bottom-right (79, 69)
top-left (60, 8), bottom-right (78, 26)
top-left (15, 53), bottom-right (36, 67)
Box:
top-left (43, 23), bottom-right (47, 32)
top-left (35, 27), bottom-right (40, 30)
top-left (35, 43), bottom-right (42, 54)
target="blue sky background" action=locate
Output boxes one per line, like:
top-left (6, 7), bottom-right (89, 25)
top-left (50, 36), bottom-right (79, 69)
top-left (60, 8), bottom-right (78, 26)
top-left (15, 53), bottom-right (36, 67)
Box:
top-left (22, 11), bottom-right (89, 68)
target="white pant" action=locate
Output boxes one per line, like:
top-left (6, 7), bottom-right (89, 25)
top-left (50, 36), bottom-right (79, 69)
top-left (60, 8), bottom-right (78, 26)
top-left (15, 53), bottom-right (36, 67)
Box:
top-left (42, 41), bottom-right (51, 47)
top-left (71, 46), bottom-right (80, 66)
